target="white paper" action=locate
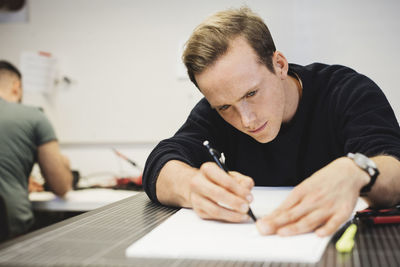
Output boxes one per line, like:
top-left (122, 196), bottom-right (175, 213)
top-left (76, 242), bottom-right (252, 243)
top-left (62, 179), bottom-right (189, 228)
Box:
top-left (126, 187), bottom-right (367, 263)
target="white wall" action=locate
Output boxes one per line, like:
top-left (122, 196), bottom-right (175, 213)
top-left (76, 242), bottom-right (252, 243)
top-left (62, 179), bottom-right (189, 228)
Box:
top-left (1, 0), bottom-right (399, 179)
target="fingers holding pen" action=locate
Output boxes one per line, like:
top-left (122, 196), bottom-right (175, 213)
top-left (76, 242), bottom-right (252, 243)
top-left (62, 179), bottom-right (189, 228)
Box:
top-left (198, 163), bottom-right (251, 210)
top-left (230, 171), bottom-right (255, 191)
top-left (191, 193), bottom-right (250, 222)
top-left (188, 162), bottom-right (253, 222)
top-left (200, 162), bottom-right (254, 202)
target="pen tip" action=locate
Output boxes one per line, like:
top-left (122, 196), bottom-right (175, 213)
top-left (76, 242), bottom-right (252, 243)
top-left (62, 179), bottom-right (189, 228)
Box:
top-left (203, 140), bottom-right (209, 146)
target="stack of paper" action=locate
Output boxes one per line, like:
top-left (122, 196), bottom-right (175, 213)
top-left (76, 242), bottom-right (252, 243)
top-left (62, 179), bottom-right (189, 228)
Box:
top-left (126, 187), bottom-right (367, 263)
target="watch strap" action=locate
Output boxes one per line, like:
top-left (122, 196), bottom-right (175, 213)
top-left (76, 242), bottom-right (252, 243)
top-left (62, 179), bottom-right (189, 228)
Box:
top-left (360, 167), bottom-right (379, 194)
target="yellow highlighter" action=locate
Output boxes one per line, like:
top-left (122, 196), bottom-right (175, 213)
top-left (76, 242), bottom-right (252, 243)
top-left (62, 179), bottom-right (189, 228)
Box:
top-left (335, 223), bottom-right (357, 253)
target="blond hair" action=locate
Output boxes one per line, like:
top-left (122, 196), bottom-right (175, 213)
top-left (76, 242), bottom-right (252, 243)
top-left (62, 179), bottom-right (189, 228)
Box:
top-left (183, 7), bottom-right (276, 88)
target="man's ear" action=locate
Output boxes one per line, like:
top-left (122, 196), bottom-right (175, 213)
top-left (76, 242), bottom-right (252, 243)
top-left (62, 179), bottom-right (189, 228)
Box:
top-left (273, 51), bottom-right (289, 79)
top-left (11, 79), bottom-right (22, 103)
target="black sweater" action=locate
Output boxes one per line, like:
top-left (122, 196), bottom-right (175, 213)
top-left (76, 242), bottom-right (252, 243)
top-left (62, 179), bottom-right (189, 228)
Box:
top-left (143, 63), bottom-right (400, 204)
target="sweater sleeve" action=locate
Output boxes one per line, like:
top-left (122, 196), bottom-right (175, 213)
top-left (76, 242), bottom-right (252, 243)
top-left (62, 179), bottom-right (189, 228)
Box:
top-left (333, 69), bottom-right (400, 160)
top-left (143, 98), bottom-right (228, 204)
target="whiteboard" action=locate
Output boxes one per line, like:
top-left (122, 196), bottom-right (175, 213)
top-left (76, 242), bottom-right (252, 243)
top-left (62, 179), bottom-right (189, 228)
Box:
top-left (0, 0), bottom-right (399, 143)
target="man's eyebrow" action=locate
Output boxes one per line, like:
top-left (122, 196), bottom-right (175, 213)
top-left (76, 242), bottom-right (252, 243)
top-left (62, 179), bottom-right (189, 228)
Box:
top-left (210, 85), bottom-right (259, 110)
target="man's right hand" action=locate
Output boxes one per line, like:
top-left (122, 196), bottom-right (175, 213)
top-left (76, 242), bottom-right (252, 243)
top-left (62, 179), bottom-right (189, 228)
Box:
top-left (156, 160), bottom-right (254, 223)
top-left (189, 162), bottom-right (254, 222)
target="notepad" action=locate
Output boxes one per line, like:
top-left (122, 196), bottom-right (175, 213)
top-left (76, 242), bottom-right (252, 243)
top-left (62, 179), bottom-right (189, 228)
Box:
top-left (126, 187), bottom-right (367, 263)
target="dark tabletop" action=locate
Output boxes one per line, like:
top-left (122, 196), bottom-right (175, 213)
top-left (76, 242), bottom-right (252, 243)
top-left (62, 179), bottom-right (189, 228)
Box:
top-left (0, 192), bottom-right (399, 267)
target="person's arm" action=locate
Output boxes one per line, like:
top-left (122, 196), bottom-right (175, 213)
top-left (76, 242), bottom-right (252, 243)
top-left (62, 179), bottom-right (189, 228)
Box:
top-left (144, 98), bottom-right (254, 221)
top-left (256, 155), bottom-right (400, 237)
top-left (156, 159), bottom-right (254, 222)
top-left (365, 155), bottom-right (400, 207)
top-left (37, 140), bottom-right (72, 196)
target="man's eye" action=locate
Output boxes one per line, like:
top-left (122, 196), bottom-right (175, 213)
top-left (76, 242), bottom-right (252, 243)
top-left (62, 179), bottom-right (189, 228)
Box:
top-left (218, 105), bottom-right (230, 111)
top-left (246, 90), bottom-right (257, 98)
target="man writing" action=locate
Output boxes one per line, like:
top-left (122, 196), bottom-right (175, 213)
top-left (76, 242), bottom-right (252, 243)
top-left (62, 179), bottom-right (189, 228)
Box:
top-left (143, 7), bottom-right (400, 237)
top-left (0, 60), bottom-right (72, 239)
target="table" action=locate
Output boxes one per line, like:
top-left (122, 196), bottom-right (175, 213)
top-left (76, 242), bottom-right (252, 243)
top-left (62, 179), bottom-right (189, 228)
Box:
top-left (29, 188), bottom-right (139, 212)
top-left (1, 192), bottom-right (400, 266)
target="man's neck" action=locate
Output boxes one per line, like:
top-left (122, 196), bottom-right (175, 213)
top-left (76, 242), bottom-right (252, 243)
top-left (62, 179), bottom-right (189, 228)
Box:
top-left (282, 74), bottom-right (302, 123)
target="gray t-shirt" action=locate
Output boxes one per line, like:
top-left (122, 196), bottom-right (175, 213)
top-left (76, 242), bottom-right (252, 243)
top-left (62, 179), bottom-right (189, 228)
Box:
top-left (0, 97), bottom-right (56, 237)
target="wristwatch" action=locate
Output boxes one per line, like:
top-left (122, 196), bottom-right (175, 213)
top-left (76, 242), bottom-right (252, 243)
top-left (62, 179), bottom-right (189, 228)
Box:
top-left (347, 152), bottom-right (380, 194)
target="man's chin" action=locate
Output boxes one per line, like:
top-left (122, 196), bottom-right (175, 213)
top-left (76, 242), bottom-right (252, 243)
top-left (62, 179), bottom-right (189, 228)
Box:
top-left (251, 134), bottom-right (274, 144)
top-left (237, 126), bottom-right (277, 143)
top-left (251, 127), bottom-right (281, 143)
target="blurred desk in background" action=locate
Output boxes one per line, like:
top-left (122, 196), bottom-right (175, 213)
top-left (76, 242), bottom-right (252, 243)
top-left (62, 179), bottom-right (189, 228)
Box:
top-left (29, 188), bottom-right (139, 212)
top-left (28, 188), bottom-right (140, 230)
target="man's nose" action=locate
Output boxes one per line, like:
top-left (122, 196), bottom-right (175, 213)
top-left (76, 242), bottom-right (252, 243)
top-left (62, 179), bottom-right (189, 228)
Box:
top-left (238, 104), bottom-right (256, 129)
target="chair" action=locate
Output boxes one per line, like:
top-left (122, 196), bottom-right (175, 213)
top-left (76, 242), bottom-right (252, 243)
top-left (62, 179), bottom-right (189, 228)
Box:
top-left (0, 194), bottom-right (9, 242)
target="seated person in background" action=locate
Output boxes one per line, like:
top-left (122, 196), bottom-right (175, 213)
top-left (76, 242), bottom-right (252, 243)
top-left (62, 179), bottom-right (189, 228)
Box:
top-left (143, 7), bottom-right (400, 237)
top-left (0, 60), bottom-right (72, 239)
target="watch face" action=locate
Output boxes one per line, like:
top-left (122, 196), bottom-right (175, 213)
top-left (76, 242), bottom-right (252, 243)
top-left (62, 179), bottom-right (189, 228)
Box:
top-left (354, 154), bottom-right (368, 169)
top-left (354, 153), bottom-right (377, 169)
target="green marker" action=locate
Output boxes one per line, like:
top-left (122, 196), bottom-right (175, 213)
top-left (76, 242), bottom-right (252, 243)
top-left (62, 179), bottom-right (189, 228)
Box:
top-left (335, 223), bottom-right (357, 253)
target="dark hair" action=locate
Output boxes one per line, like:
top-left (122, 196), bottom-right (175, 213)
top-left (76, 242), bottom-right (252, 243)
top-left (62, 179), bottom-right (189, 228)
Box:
top-left (0, 60), bottom-right (22, 79)
top-left (183, 7), bottom-right (276, 88)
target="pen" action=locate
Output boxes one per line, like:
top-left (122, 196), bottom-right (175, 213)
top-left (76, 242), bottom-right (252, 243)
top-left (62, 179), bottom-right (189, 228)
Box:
top-left (113, 148), bottom-right (142, 170)
top-left (203, 140), bottom-right (257, 222)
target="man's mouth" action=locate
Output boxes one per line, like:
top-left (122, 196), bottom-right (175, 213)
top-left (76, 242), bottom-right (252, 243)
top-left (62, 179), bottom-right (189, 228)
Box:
top-left (249, 121), bottom-right (267, 134)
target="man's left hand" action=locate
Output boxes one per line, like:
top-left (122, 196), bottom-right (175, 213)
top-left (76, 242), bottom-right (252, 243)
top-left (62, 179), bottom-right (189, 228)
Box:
top-left (256, 157), bottom-right (369, 237)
